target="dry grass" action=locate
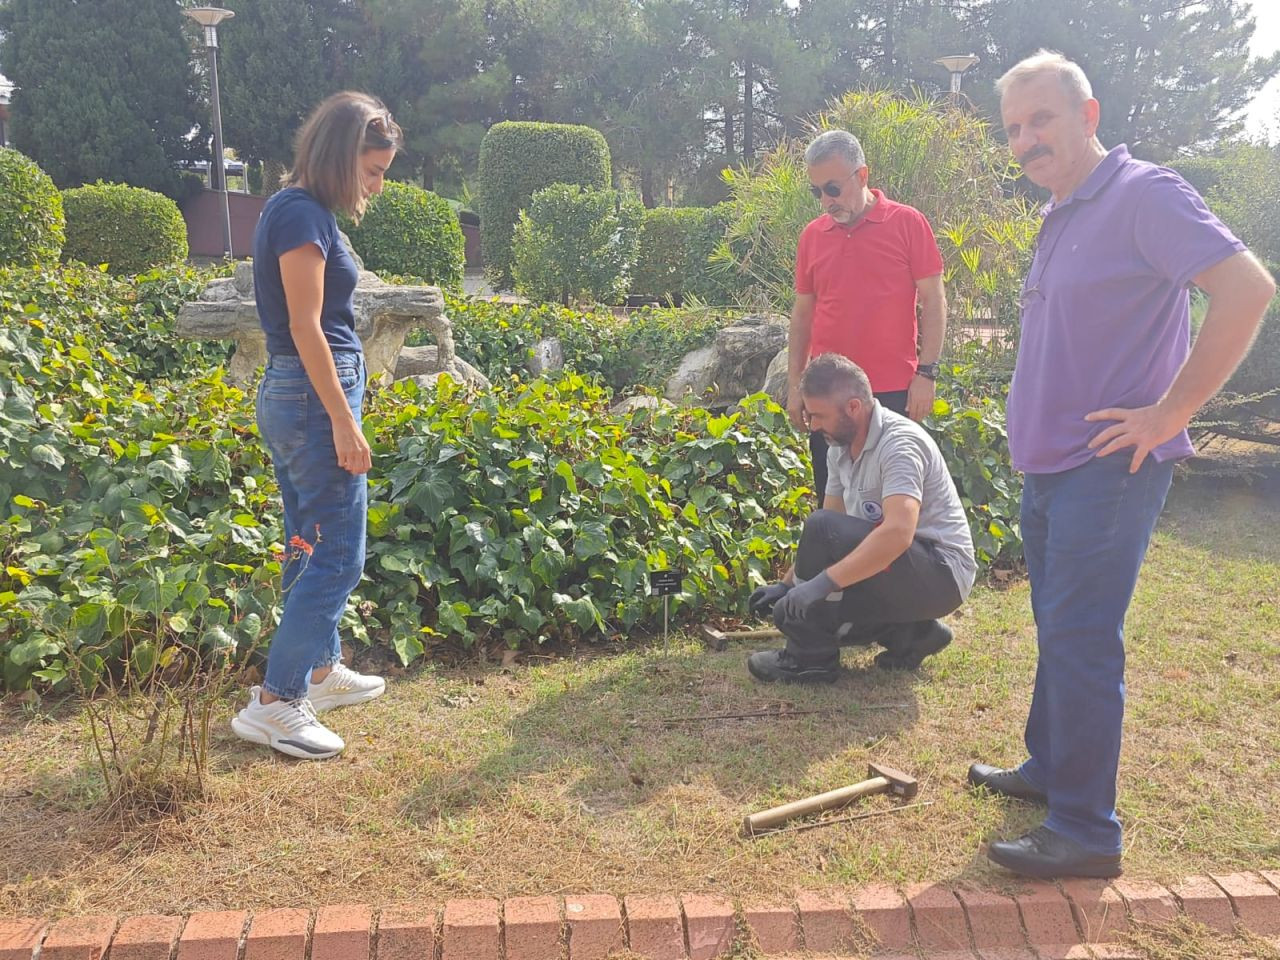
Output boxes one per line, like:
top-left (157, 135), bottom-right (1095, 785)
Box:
top-left (1, 483), bottom-right (1277, 917)
top-left (1121, 915), bottom-right (1280, 959)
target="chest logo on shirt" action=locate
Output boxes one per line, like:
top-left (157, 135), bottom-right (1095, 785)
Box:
top-left (861, 500), bottom-right (884, 523)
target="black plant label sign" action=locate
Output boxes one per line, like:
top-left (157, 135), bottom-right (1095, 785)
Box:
top-left (648, 570), bottom-right (684, 596)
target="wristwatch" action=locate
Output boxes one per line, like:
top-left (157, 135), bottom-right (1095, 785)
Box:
top-left (916, 362), bottom-right (940, 381)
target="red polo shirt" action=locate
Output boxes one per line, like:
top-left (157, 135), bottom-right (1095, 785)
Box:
top-left (794, 190), bottom-right (944, 392)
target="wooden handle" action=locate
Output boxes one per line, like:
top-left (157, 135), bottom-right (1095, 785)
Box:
top-left (721, 628), bottom-right (785, 640)
top-left (742, 776), bottom-right (890, 835)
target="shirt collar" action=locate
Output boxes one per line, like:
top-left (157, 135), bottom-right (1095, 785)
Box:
top-left (1042, 144), bottom-right (1131, 215)
top-left (841, 399), bottom-right (884, 464)
top-left (821, 188), bottom-right (890, 232)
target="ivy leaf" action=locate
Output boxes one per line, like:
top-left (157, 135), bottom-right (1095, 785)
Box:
top-left (29, 443), bottom-right (65, 470)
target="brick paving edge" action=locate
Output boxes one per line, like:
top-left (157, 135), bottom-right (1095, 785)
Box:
top-left (2, 872), bottom-right (1277, 960)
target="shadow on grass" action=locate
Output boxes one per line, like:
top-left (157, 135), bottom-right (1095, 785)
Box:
top-left (398, 637), bottom-right (926, 827)
top-left (1162, 474), bottom-right (1280, 564)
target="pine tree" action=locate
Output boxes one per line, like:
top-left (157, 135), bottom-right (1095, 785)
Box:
top-left (0, 0), bottom-right (198, 196)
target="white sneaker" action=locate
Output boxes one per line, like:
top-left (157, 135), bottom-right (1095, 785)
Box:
top-left (230, 686), bottom-right (345, 759)
top-left (306, 663), bottom-right (386, 713)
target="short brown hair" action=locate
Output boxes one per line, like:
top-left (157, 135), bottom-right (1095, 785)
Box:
top-left (284, 91), bottom-right (403, 221)
top-left (800, 353), bottom-right (873, 404)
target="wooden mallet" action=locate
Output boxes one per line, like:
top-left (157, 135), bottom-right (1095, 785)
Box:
top-left (741, 762), bottom-right (919, 836)
top-left (700, 623), bottom-right (784, 649)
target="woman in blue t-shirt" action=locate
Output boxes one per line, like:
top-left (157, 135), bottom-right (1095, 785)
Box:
top-left (231, 92), bottom-right (402, 759)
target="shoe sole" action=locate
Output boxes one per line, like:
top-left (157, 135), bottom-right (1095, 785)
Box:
top-left (230, 716), bottom-right (344, 760)
top-left (986, 845), bottom-right (1122, 879)
top-left (308, 683), bottom-right (386, 714)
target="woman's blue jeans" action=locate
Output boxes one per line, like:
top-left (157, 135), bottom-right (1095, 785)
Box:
top-left (1017, 453), bottom-right (1175, 854)
top-left (256, 351), bottom-right (367, 701)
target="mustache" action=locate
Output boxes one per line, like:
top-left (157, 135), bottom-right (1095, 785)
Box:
top-left (1019, 145), bottom-right (1051, 166)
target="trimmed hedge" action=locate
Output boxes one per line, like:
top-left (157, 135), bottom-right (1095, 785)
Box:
top-left (477, 121), bottom-right (611, 289)
top-left (512, 184), bottom-right (642, 306)
top-left (631, 204), bottom-right (737, 305)
top-left (61, 182), bottom-right (188, 275)
top-left (0, 147), bottom-right (65, 267)
top-left (341, 181), bottom-right (465, 292)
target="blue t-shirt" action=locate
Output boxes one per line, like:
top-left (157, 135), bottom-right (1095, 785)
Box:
top-left (252, 187), bottom-right (362, 356)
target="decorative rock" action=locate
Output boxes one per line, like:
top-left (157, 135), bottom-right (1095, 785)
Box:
top-left (394, 345), bottom-right (490, 390)
top-left (528, 337), bottom-right (564, 377)
top-left (610, 395), bottom-right (672, 416)
top-left (176, 261), bottom-right (476, 388)
top-left (762, 346), bottom-right (789, 407)
top-left (664, 314), bottom-right (787, 408)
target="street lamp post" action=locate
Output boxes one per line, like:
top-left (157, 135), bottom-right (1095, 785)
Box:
top-left (934, 54), bottom-right (981, 100)
top-left (184, 6), bottom-right (236, 259)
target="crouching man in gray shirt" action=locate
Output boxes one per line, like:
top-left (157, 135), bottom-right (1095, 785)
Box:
top-left (748, 353), bottom-right (977, 683)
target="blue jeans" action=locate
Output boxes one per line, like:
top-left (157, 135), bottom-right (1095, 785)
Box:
top-left (1017, 454), bottom-right (1174, 854)
top-left (256, 351), bottom-right (367, 701)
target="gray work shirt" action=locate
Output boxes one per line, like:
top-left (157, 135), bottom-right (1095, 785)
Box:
top-left (825, 401), bottom-right (977, 598)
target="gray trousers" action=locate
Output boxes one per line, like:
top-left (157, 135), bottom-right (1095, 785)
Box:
top-left (775, 509), bottom-right (964, 663)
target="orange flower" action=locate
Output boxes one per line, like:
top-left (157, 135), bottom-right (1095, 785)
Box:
top-left (289, 534), bottom-right (315, 556)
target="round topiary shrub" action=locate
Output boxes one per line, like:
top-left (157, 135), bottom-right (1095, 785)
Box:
top-left (342, 181), bottom-right (465, 292)
top-left (0, 147), bottom-right (65, 266)
top-left (477, 121), bottom-right (611, 289)
top-left (61, 182), bottom-right (189, 275)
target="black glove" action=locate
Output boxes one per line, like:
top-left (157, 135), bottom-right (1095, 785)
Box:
top-left (748, 581), bottom-right (791, 616)
top-left (773, 570), bottom-right (838, 622)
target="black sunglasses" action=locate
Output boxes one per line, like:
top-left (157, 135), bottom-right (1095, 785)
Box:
top-left (808, 172), bottom-right (856, 199)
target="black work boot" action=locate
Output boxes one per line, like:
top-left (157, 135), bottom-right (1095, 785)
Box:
top-left (747, 648), bottom-right (839, 684)
top-left (874, 620), bottom-right (953, 670)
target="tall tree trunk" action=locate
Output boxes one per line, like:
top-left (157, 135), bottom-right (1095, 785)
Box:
top-left (742, 59), bottom-right (755, 159)
top-left (640, 166), bottom-right (655, 207)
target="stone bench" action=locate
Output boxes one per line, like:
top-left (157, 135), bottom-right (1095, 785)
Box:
top-left (176, 260), bottom-right (487, 390)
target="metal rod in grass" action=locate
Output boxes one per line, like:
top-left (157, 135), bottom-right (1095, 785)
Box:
top-left (745, 800), bottom-right (935, 839)
top-left (662, 704), bottom-right (910, 724)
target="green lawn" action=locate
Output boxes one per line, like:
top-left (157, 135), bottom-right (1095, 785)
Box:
top-left (1, 479), bottom-right (1277, 917)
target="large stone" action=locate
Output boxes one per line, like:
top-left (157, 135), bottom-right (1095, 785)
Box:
top-left (762, 346), bottom-right (789, 406)
top-left (175, 257), bottom-right (481, 389)
top-left (528, 337), bottom-right (564, 377)
top-left (664, 313), bottom-right (788, 407)
top-left (610, 394), bottom-right (673, 416)
top-left (395, 345), bottom-right (490, 390)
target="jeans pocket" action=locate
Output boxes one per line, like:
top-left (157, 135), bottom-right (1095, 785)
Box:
top-left (257, 388), bottom-right (309, 458)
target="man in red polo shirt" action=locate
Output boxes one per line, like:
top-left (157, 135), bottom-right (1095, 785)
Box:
top-left (787, 129), bottom-right (948, 495)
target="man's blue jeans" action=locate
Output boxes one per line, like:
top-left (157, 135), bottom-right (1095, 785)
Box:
top-left (256, 352), bottom-right (367, 701)
top-left (1017, 453), bottom-right (1174, 854)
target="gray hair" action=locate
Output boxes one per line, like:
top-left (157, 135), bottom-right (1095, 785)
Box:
top-left (800, 353), bottom-right (873, 404)
top-left (804, 129), bottom-right (866, 171)
top-left (996, 49), bottom-right (1093, 105)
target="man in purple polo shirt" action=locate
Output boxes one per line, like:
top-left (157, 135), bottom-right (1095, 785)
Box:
top-left (967, 50), bottom-right (1274, 879)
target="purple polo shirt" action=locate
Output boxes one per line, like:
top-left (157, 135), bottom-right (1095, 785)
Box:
top-left (1007, 145), bottom-right (1245, 474)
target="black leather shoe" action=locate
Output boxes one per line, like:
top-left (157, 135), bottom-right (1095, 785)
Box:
top-left (987, 825), bottom-right (1122, 879)
top-left (747, 648), bottom-right (839, 684)
top-left (874, 620), bottom-right (952, 670)
top-left (967, 763), bottom-right (1048, 803)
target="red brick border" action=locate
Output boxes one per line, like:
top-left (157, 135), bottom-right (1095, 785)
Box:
top-left (4, 873), bottom-right (1278, 960)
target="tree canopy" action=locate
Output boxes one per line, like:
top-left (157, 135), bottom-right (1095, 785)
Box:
top-left (0, 0), bottom-right (198, 196)
top-left (0, 0), bottom-right (1275, 199)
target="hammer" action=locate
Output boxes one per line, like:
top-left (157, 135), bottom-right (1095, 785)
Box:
top-left (700, 623), bottom-right (784, 650)
top-left (741, 762), bottom-right (918, 836)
